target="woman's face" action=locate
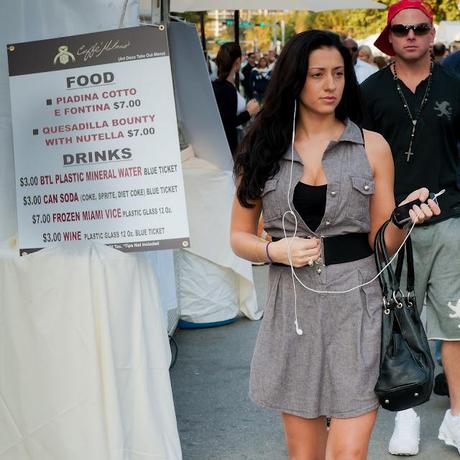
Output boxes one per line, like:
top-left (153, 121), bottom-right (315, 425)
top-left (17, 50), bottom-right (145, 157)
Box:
top-left (258, 58), bottom-right (268, 68)
top-left (299, 46), bottom-right (345, 117)
top-left (358, 50), bottom-right (371, 63)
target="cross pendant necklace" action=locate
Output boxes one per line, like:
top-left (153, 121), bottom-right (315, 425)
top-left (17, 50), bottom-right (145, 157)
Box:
top-left (404, 150), bottom-right (414, 162)
top-left (404, 120), bottom-right (417, 162)
top-left (393, 61), bottom-right (433, 163)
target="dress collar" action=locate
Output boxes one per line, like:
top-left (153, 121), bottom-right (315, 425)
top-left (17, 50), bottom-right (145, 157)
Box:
top-left (282, 118), bottom-right (364, 162)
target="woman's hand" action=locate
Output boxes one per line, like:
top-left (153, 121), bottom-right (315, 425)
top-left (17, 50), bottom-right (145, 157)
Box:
top-left (269, 236), bottom-right (321, 268)
top-left (399, 187), bottom-right (441, 225)
top-left (246, 99), bottom-right (260, 116)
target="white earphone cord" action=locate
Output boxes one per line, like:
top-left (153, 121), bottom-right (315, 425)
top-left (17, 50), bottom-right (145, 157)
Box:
top-left (283, 101), bottom-right (415, 334)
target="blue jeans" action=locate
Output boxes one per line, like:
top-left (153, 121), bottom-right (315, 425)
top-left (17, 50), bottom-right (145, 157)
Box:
top-left (435, 340), bottom-right (442, 366)
top-left (457, 145), bottom-right (460, 188)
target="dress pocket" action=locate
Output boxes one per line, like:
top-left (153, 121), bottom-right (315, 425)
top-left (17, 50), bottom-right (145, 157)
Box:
top-left (347, 176), bottom-right (375, 223)
top-left (357, 271), bottom-right (382, 370)
top-left (261, 178), bottom-right (281, 223)
top-left (358, 264), bottom-right (382, 318)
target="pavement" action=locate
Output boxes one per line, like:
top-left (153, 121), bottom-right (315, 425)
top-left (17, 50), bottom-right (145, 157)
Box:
top-left (170, 265), bottom-right (458, 460)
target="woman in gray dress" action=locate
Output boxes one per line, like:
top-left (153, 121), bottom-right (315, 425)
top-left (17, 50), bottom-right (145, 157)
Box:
top-left (230, 30), bottom-right (440, 460)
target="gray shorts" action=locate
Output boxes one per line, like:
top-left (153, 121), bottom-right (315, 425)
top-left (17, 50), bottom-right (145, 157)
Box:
top-left (408, 217), bottom-right (460, 341)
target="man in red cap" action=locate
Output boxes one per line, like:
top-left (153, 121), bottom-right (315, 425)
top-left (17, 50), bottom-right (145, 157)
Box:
top-left (361, 0), bottom-right (460, 456)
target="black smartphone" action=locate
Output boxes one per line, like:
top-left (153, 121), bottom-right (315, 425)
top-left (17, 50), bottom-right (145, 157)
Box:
top-left (392, 190), bottom-right (444, 227)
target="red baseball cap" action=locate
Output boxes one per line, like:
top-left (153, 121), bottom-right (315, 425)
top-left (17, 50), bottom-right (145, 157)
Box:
top-left (374, 0), bottom-right (433, 56)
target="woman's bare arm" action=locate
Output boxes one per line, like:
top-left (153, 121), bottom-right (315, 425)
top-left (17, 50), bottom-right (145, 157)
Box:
top-left (230, 197), bottom-right (269, 263)
top-left (364, 129), bottom-right (440, 254)
top-left (230, 195), bottom-right (321, 267)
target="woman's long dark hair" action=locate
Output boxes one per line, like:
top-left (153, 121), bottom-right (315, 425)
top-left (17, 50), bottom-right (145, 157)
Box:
top-left (234, 30), bottom-right (362, 208)
top-left (215, 42), bottom-right (242, 80)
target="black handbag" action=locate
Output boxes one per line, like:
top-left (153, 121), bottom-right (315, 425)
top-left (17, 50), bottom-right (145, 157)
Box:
top-left (373, 221), bottom-right (434, 412)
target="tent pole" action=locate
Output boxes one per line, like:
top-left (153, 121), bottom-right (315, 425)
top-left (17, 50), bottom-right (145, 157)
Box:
top-left (234, 10), bottom-right (240, 46)
top-left (161, 0), bottom-right (169, 22)
top-left (199, 12), bottom-right (207, 52)
top-left (234, 10), bottom-right (240, 87)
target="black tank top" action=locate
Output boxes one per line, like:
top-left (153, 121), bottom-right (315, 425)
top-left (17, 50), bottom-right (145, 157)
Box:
top-left (293, 182), bottom-right (327, 232)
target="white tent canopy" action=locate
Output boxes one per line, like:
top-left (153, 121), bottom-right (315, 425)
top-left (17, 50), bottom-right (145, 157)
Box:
top-left (171, 0), bottom-right (384, 12)
top-left (358, 33), bottom-right (381, 56)
top-left (436, 21), bottom-right (460, 45)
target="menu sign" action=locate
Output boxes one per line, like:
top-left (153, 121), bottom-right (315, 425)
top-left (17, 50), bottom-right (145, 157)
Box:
top-left (7, 26), bottom-right (190, 254)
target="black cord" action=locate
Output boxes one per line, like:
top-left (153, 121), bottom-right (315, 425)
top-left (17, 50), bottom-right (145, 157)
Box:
top-left (169, 335), bottom-right (179, 370)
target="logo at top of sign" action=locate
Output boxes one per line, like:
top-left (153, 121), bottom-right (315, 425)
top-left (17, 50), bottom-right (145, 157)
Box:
top-left (53, 45), bottom-right (76, 65)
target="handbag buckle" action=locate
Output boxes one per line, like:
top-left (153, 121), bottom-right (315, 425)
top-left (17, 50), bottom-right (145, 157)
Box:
top-left (406, 291), bottom-right (415, 308)
top-left (383, 297), bottom-right (391, 315)
top-left (393, 291), bottom-right (404, 309)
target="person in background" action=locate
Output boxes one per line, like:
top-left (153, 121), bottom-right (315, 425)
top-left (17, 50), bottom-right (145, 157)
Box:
top-left (358, 45), bottom-right (378, 68)
top-left (212, 43), bottom-right (260, 158)
top-left (207, 53), bottom-right (218, 81)
top-left (361, 0), bottom-right (460, 455)
top-left (444, 48), bottom-right (460, 192)
top-left (444, 47), bottom-right (460, 196)
top-left (373, 55), bottom-right (389, 69)
top-left (432, 42), bottom-right (448, 63)
top-left (444, 48), bottom-right (460, 78)
top-left (432, 45), bottom-right (460, 401)
top-left (344, 38), bottom-right (378, 83)
top-left (249, 56), bottom-right (272, 102)
top-left (267, 49), bottom-right (278, 69)
top-left (231, 29), bottom-right (438, 460)
top-left (242, 52), bottom-right (257, 99)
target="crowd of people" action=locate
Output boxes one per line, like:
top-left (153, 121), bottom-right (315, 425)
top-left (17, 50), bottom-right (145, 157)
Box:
top-left (210, 47), bottom-right (278, 157)
top-left (211, 26), bottom-right (459, 164)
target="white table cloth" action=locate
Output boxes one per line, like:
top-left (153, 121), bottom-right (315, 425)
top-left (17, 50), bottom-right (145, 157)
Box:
top-left (0, 241), bottom-right (182, 459)
top-left (177, 146), bottom-right (263, 324)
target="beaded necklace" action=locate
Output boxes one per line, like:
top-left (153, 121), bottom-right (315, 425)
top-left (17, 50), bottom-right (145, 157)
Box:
top-left (392, 60), bottom-right (434, 162)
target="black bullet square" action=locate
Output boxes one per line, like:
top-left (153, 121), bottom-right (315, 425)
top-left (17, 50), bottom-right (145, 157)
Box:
top-left (46, 99), bottom-right (52, 105)
top-left (33, 129), bottom-right (38, 135)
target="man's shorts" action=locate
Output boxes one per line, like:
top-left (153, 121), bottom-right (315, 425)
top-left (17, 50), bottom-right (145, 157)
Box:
top-left (409, 217), bottom-right (460, 340)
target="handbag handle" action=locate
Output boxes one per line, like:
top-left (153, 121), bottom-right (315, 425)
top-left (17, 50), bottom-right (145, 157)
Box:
top-left (395, 236), bottom-right (415, 293)
top-left (374, 220), bottom-right (415, 301)
top-left (379, 222), bottom-right (416, 293)
top-left (374, 221), bottom-right (398, 297)
top-left (374, 221), bottom-right (390, 297)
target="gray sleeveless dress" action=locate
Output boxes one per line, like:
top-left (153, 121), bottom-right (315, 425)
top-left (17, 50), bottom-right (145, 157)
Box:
top-left (249, 120), bottom-right (383, 419)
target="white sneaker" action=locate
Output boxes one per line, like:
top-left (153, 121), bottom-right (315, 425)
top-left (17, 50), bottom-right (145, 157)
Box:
top-left (438, 409), bottom-right (460, 454)
top-left (388, 409), bottom-right (421, 456)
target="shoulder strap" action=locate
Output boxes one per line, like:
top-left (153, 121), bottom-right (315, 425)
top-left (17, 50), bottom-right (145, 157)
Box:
top-left (395, 235), bottom-right (415, 293)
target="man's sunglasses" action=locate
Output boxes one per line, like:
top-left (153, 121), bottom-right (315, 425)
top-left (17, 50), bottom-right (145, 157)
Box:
top-left (390, 23), bottom-right (432, 37)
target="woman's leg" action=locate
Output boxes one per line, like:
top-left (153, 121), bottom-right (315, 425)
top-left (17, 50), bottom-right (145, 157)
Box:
top-left (325, 409), bottom-right (377, 460)
top-left (282, 412), bottom-right (328, 460)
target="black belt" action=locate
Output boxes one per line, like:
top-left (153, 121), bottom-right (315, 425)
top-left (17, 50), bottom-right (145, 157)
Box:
top-left (271, 233), bottom-right (373, 266)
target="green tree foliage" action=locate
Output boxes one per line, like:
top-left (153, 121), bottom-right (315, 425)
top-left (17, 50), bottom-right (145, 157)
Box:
top-left (244, 15), bottom-right (278, 51)
top-left (175, 1), bottom-right (459, 54)
top-left (301, 0), bottom-right (459, 38)
top-left (425, 0), bottom-right (460, 21)
top-left (179, 12), bottom-right (204, 23)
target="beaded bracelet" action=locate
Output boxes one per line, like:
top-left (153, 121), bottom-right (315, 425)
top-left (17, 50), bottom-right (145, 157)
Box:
top-left (265, 241), bottom-right (274, 264)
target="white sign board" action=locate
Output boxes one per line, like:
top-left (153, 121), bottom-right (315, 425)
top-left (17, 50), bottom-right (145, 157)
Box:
top-left (7, 26), bottom-right (190, 254)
